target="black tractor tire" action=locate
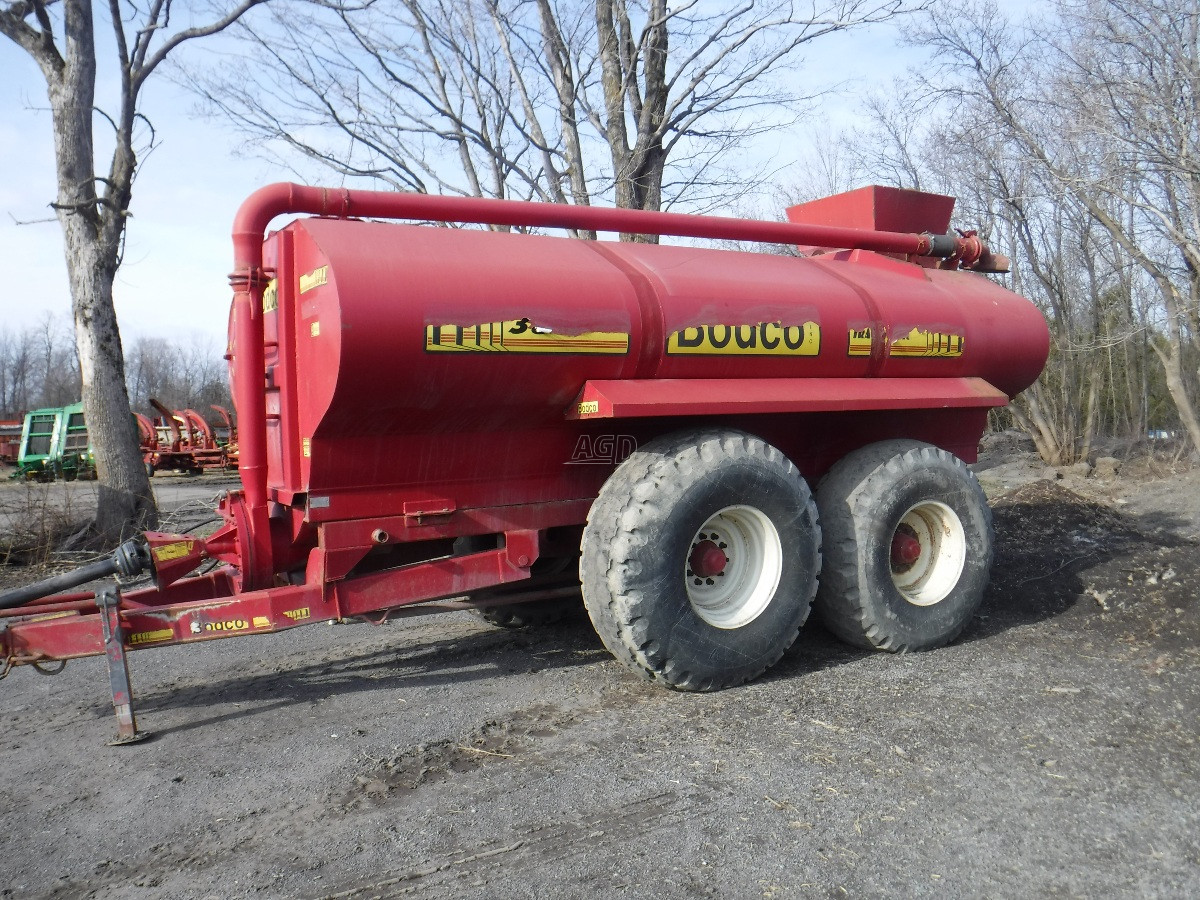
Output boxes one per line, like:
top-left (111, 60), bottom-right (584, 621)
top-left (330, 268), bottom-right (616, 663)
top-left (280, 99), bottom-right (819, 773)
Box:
top-left (814, 440), bottom-right (992, 652)
top-left (581, 429), bottom-right (821, 692)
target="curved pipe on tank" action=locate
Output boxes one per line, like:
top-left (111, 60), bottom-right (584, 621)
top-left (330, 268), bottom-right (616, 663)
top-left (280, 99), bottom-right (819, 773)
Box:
top-left (230, 183), bottom-right (1007, 510)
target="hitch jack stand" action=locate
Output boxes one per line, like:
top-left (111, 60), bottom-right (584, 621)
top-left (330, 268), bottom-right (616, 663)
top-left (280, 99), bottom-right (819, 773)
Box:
top-left (97, 585), bottom-right (149, 745)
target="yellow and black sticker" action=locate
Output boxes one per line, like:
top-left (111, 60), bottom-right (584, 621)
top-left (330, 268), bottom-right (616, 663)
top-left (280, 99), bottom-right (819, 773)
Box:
top-left (299, 266), bottom-right (328, 294)
top-left (848, 327), bottom-right (873, 357)
top-left (578, 400), bottom-right (600, 416)
top-left (666, 322), bottom-right (820, 356)
top-left (890, 327), bottom-right (964, 358)
top-left (130, 629), bottom-right (173, 645)
top-left (848, 326), bottom-right (964, 358)
top-left (425, 319), bottom-right (629, 354)
top-left (252, 616), bottom-right (271, 629)
top-left (262, 278), bottom-right (278, 313)
top-left (153, 540), bottom-right (196, 563)
top-left (283, 607), bottom-right (311, 622)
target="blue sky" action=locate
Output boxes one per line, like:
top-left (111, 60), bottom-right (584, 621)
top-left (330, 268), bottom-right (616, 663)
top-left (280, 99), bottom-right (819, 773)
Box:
top-left (0, 5), bottom-right (1024, 345)
top-left (2, 40), bottom-right (272, 346)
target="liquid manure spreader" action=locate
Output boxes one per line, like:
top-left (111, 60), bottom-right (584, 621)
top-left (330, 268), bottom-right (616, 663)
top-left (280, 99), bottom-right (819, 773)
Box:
top-left (0, 184), bottom-right (1049, 742)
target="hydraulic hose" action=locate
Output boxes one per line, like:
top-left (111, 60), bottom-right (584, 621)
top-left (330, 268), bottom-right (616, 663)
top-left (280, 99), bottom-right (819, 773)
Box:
top-left (0, 540), bottom-right (148, 610)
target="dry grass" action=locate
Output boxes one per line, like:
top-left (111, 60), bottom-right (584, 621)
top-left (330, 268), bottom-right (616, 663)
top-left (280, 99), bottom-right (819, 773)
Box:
top-left (0, 480), bottom-right (93, 569)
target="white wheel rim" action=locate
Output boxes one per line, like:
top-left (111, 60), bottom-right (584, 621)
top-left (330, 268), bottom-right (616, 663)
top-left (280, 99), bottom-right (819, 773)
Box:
top-left (889, 500), bottom-right (967, 607)
top-left (685, 505), bottom-right (782, 629)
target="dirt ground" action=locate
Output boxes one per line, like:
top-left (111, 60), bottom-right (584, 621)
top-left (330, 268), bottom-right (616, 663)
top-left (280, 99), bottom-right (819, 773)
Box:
top-left (1, 445), bottom-right (1198, 899)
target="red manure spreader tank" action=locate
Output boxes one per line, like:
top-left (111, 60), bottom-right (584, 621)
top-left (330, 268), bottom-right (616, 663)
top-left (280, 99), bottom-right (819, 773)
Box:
top-left (0, 184), bottom-right (1048, 741)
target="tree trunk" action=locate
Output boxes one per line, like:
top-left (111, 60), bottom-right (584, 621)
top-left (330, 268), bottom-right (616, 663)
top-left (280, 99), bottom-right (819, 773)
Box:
top-left (596, 0), bottom-right (669, 241)
top-left (68, 244), bottom-right (157, 539)
top-left (47, 0), bottom-right (156, 542)
top-left (1011, 386), bottom-right (1066, 465)
top-left (1151, 338), bottom-right (1200, 452)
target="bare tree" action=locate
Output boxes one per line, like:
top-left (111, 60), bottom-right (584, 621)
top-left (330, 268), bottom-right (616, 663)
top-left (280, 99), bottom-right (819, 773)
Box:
top-left (809, 59), bottom-right (1179, 463)
top-left (194, 0), bottom-right (917, 237)
top-left (912, 0), bottom-right (1200, 453)
top-left (0, 0), bottom-right (270, 543)
top-left (0, 316), bottom-right (80, 419)
top-left (125, 334), bottom-right (233, 415)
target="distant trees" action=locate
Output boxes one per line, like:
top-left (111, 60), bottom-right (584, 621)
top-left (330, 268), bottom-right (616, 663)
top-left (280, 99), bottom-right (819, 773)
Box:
top-left (196, 0), bottom-right (919, 236)
top-left (921, 0), bottom-right (1200, 458)
top-left (0, 321), bottom-right (230, 424)
top-left (123, 336), bottom-right (234, 417)
top-left (807, 0), bottom-right (1199, 462)
top-left (0, 317), bottom-right (79, 418)
top-left (1, 0), bottom-right (271, 542)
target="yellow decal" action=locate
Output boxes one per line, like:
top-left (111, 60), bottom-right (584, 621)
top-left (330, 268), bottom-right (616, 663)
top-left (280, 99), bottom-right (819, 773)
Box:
top-left (301, 438), bottom-right (311, 458)
top-left (252, 616), bottom-right (271, 629)
top-left (262, 279), bottom-right (278, 313)
top-left (665, 322), bottom-right (820, 356)
top-left (848, 327), bottom-right (874, 357)
top-left (309, 321), bottom-right (320, 337)
top-left (890, 327), bottom-right (964, 358)
top-left (578, 400), bottom-right (600, 416)
top-left (848, 326), bottom-right (964, 358)
top-left (204, 619), bottom-right (249, 633)
top-left (130, 629), bottom-right (173, 645)
top-left (299, 266), bottom-right (328, 294)
top-left (153, 540), bottom-right (196, 562)
top-left (283, 607), bottom-right (311, 622)
top-left (425, 320), bottom-right (629, 354)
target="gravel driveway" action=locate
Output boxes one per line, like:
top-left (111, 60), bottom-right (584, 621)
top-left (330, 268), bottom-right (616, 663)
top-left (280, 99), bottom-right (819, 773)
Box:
top-left (1, 470), bottom-right (1197, 899)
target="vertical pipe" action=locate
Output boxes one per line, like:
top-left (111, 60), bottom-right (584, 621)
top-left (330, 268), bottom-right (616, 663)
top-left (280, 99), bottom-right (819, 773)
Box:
top-left (228, 270), bottom-right (269, 510)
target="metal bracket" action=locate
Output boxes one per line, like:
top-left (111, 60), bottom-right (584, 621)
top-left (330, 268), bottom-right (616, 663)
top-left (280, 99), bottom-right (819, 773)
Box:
top-left (96, 585), bottom-right (150, 745)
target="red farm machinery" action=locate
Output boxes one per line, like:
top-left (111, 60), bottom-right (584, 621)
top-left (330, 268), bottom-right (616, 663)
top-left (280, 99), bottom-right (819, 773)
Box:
top-left (138, 402), bottom-right (237, 475)
top-left (0, 184), bottom-right (1048, 742)
top-left (0, 420), bottom-right (21, 465)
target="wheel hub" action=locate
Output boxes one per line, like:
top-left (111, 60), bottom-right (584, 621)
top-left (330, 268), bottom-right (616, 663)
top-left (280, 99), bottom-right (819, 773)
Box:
top-left (684, 506), bottom-right (782, 630)
top-left (889, 501), bottom-right (967, 607)
top-left (890, 525), bottom-right (922, 570)
top-left (689, 539), bottom-right (728, 579)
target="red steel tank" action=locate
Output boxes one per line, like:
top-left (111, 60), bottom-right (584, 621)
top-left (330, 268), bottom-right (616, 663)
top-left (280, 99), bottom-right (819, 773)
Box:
top-left (0, 183), bottom-right (1049, 741)
top-left (264, 211), bottom-right (1044, 521)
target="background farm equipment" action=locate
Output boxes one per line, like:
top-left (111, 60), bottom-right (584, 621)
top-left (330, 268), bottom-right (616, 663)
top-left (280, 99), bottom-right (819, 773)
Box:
top-left (0, 183), bottom-right (1048, 742)
top-left (141, 400), bottom-right (236, 475)
top-left (0, 420), bottom-right (20, 465)
top-left (9, 403), bottom-right (95, 482)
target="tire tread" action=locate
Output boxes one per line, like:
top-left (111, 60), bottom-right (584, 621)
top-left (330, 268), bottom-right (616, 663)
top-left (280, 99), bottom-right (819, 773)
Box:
top-left (582, 429), bottom-right (820, 691)
top-left (815, 441), bottom-right (991, 652)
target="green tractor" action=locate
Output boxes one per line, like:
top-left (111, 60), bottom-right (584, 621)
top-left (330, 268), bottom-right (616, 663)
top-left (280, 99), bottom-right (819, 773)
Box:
top-left (54, 401), bottom-right (96, 481)
top-left (12, 407), bottom-right (61, 481)
top-left (11, 402), bottom-right (96, 482)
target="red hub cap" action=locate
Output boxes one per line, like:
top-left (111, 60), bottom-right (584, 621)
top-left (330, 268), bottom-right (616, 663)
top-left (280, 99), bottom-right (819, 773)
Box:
top-left (689, 540), bottom-right (728, 579)
top-left (891, 527), bottom-right (922, 569)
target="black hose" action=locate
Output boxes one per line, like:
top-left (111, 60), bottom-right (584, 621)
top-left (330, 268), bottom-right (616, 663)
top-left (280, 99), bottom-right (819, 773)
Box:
top-left (0, 558), bottom-right (119, 609)
top-left (0, 539), bottom-right (149, 610)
